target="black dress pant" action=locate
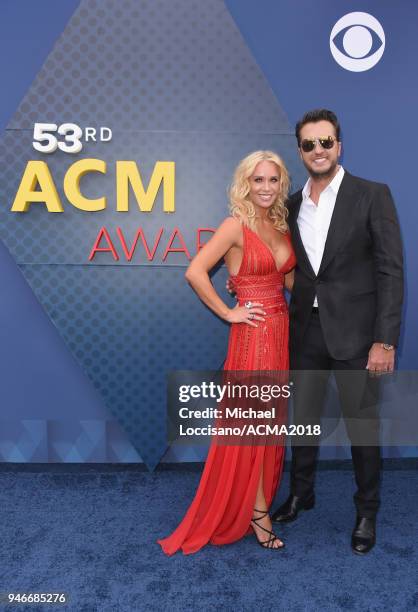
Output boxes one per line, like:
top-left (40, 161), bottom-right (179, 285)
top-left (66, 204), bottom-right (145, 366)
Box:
top-left (290, 311), bottom-right (381, 519)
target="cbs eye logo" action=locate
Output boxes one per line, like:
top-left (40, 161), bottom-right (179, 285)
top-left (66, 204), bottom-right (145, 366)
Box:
top-left (330, 12), bottom-right (385, 72)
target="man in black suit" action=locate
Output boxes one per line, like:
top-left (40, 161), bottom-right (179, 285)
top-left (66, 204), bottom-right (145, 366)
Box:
top-left (271, 109), bottom-right (404, 554)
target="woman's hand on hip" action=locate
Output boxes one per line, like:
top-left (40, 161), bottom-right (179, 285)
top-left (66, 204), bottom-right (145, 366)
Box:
top-left (225, 302), bottom-right (265, 327)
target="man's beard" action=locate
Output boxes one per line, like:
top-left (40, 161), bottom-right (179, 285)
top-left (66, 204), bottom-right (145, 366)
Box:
top-left (307, 158), bottom-right (339, 180)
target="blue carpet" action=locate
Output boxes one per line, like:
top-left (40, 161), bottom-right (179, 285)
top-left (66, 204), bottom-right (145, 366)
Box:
top-left (0, 465), bottom-right (417, 611)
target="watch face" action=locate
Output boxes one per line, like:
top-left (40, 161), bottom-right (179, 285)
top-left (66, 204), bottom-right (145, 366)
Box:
top-left (382, 344), bottom-right (394, 350)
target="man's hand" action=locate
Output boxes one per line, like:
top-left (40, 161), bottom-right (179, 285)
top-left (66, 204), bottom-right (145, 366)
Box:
top-left (366, 342), bottom-right (395, 374)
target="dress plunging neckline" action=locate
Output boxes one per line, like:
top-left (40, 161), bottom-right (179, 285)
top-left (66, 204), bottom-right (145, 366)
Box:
top-left (246, 226), bottom-right (293, 273)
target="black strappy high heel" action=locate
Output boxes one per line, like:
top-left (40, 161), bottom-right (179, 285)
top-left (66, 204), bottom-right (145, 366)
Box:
top-left (251, 508), bottom-right (285, 550)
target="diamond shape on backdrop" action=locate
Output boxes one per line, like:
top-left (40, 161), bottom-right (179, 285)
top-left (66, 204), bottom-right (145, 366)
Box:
top-left (0, 420), bottom-right (48, 462)
top-left (106, 421), bottom-right (142, 463)
top-left (0, 0), bottom-right (307, 469)
top-left (47, 420), bottom-right (106, 462)
top-left (161, 443), bottom-right (210, 463)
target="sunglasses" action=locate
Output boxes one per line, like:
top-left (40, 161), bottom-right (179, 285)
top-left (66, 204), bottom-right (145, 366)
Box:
top-left (300, 136), bottom-right (337, 153)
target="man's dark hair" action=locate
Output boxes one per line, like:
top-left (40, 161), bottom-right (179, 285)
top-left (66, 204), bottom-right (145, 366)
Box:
top-left (295, 109), bottom-right (341, 146)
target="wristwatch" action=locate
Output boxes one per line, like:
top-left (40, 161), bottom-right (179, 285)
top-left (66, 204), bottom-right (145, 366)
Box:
top-left (381, 343), bottom-right (394, 351)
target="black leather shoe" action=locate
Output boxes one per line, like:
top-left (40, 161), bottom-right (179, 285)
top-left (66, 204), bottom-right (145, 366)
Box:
top-left (351, 517), bottom-right (376, 555)
top-left (271, 494), bottom-right (315, 523)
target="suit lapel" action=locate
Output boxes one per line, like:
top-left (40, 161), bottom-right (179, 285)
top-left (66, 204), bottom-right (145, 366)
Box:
top-left (318, 171), bottom-right (359, 275)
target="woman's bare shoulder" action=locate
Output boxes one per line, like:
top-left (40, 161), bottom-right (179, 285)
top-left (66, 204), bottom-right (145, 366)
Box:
top-left (217, 216), bottom-right (243, 244)
top-left (218, 217), bottom-right (242, 236)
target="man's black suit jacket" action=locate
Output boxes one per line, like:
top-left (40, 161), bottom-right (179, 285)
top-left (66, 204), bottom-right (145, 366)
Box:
top-left (287, 171), bottom-right (404, 361)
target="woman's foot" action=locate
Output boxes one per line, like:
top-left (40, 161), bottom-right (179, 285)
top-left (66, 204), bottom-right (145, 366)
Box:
top-left (251, 508), bottom-right (285, 550)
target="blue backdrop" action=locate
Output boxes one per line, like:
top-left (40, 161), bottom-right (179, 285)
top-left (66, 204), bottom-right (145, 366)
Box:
top-left (0, 0), bottom-right (416, 469)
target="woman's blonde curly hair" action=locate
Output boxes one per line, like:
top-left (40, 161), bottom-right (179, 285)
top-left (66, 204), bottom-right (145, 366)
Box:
top-left (228, 150), bottom-right (290, 233)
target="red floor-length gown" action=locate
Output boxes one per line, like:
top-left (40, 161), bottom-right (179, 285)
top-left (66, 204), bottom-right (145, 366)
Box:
top-left (158, 224), bottom-right (296, 555)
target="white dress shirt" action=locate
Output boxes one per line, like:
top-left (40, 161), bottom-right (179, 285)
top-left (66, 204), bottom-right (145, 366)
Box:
top-left (297, 166), bottom-right (345, 307)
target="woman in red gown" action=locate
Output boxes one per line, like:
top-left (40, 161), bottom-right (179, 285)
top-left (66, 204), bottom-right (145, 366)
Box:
top-left (158, 151), bottom-right (296, 555)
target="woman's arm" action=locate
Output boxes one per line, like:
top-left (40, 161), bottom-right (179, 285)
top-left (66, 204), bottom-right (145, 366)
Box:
top-left (185, 217), bottom-right (265, 326)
